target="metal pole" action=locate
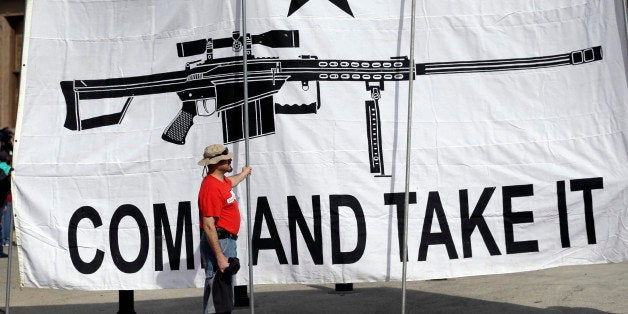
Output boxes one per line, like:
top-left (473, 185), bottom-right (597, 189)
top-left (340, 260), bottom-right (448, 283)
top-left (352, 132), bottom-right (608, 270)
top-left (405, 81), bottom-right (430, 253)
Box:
top-left (401, 0), bottom-right (418, 313)
top-left (240, 0), bottom-right (254, 312)
top-left (5, 0), bottom-right (34, 312)
top-left (623, 0), bottom-right (628, 39)
top-left (4, 205), bottom-right (14, 314)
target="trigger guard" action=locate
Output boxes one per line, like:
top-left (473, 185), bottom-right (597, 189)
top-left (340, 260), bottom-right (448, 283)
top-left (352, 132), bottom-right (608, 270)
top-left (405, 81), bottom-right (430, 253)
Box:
top-left (196, 99), bottom-right (216, 116)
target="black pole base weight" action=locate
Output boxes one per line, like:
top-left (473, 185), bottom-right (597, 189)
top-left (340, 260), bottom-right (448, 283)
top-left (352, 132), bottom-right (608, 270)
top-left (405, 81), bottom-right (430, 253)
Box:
top-left (234, 285), bottom-right (250, 307)
top-left (118, 290), bottom-right (136, 314)
top-left (335, 283), bottom-right (353, 292)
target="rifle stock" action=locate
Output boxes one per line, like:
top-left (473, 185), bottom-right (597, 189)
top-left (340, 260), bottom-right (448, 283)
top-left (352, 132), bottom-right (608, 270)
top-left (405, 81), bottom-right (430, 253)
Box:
top-left (61, 70), bottom-right (192, 131)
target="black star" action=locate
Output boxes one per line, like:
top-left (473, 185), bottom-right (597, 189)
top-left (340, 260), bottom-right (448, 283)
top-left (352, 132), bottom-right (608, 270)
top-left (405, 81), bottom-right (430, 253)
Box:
top-left (288, 0), bottom-right (354, 17)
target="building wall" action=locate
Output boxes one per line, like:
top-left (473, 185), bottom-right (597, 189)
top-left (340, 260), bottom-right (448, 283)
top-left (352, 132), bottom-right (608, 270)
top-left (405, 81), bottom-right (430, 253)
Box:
top-left (0, 0), bottom-right (24, 130)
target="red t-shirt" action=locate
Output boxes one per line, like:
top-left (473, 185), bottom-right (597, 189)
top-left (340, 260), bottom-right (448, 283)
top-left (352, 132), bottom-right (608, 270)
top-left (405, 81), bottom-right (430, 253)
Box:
top-left (198, 175), bottom-right (240, 235)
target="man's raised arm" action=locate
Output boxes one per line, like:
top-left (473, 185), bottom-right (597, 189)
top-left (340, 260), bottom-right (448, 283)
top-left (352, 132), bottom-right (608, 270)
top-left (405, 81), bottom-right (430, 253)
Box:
top-left (229, 166), bottom-right (252, 187)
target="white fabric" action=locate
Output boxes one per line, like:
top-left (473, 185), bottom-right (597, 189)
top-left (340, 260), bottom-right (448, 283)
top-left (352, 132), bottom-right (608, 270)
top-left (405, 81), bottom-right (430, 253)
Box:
top-left (12, 0), bottom-right (628, 290)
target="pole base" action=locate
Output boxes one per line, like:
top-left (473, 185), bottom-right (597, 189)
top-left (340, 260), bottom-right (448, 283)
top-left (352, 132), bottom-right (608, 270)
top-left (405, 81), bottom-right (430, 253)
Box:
top-left (117, 290), bottom-right (136, 314)
top-left (234, 285), bottom-right (250, 307)
top-left (335, 283), bottom-right (353, 292)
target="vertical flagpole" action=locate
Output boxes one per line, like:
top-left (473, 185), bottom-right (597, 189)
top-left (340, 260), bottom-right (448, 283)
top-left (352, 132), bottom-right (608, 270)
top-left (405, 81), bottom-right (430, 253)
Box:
top-left (623, 0), bottom-right (628, 39)
top-left (5, 0), bottom-right (34, 313)
top-left (401, 0), bottom-right (418, 313)
top-left (4, 208), bottom-right (14, 314)
top-left (240, 0), bottom-right (254, 312)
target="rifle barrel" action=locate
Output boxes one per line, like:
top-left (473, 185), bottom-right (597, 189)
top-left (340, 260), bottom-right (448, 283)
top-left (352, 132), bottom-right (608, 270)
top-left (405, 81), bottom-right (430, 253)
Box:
top-left (277, 46), bottom-right (601, 82)
top-left (417, 46), bottom-right (602, 75)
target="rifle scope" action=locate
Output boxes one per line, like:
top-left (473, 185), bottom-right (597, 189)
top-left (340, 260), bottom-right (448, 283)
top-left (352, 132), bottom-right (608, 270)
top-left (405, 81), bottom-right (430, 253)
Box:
top-left (176, 30), bottom-right (300, 57)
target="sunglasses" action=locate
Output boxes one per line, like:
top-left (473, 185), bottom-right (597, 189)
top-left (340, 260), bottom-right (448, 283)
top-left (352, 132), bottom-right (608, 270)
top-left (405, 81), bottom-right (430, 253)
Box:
top-left (218, 148), bottom-right (229, 156)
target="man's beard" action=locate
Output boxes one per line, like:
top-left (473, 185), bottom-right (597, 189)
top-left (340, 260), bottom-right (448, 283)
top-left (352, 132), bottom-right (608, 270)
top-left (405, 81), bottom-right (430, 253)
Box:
top-left (223, 164), bottom-right (233, 172)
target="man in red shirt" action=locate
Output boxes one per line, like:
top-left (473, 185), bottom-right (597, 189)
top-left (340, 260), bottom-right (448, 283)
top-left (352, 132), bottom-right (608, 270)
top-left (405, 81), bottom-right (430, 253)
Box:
top-left (198, 144), bottom-right (251, 313)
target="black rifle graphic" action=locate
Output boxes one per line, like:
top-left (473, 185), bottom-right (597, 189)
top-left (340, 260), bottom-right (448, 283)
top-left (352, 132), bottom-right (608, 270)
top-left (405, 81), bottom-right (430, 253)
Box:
top-left (60, 29), bottom-right (603, 177)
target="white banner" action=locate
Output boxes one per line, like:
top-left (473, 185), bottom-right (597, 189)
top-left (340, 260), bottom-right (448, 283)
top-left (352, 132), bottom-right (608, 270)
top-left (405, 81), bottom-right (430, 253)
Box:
top-left (13, 0), bottom-right (628, 290)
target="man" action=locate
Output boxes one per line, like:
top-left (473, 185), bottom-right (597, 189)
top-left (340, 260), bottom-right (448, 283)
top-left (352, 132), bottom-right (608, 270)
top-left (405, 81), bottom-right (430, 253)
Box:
top-left (198, 144), bottom-right (251, 313)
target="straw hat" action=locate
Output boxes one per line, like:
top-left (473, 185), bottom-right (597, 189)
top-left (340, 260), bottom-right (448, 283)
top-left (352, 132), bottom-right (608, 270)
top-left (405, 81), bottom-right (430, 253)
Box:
top-left (197, 144), bottom-right (233, 166)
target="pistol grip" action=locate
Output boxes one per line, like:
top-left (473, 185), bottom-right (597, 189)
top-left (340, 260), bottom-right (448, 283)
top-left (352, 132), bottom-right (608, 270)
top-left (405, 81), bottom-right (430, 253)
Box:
top-left (162, 101), bottom-right (197, 145)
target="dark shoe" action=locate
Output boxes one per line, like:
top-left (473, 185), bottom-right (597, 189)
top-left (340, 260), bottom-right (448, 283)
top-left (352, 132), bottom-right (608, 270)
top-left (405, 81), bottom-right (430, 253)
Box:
top-left (0, 253), bottom-right (7, 258)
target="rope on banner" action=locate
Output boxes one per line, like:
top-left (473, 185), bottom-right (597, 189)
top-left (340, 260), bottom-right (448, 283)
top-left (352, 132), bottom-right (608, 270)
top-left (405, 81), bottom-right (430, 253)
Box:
top-left (240, 0), bottom-right (255, 312)
top-left (401, 0), bottom-right (418, 313)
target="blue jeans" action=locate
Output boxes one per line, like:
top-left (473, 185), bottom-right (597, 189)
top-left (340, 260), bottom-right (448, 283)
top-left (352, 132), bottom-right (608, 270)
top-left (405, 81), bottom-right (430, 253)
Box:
top-left (200, 230), bottom-right (237, 313)
top-left (1, 202), bottom-right (10, 246)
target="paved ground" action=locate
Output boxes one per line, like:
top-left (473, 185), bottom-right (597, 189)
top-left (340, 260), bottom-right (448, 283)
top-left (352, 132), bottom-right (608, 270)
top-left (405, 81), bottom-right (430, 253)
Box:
top-left (0, 245), bottom-right (625, 313)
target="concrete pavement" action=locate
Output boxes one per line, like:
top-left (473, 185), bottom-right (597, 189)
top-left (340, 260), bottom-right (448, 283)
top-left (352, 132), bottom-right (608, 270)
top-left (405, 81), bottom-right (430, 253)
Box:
top-left (0, 245), bottom-right (625, 313)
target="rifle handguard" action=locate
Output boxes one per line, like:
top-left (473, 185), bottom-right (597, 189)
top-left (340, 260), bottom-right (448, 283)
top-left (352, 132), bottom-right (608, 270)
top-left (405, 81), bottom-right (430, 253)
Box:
top-left (162, 101), bottom-right (197, 145)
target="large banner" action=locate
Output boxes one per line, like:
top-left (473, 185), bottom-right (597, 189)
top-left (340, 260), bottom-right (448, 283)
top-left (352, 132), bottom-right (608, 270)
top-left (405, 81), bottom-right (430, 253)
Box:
top-left (13, 0), bottom-right (628, 290)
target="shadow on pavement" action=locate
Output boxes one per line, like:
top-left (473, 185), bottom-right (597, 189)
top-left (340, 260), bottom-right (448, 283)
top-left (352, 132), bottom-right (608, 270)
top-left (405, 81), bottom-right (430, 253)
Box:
top-left (3, 287), bottom-right (610, 314)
